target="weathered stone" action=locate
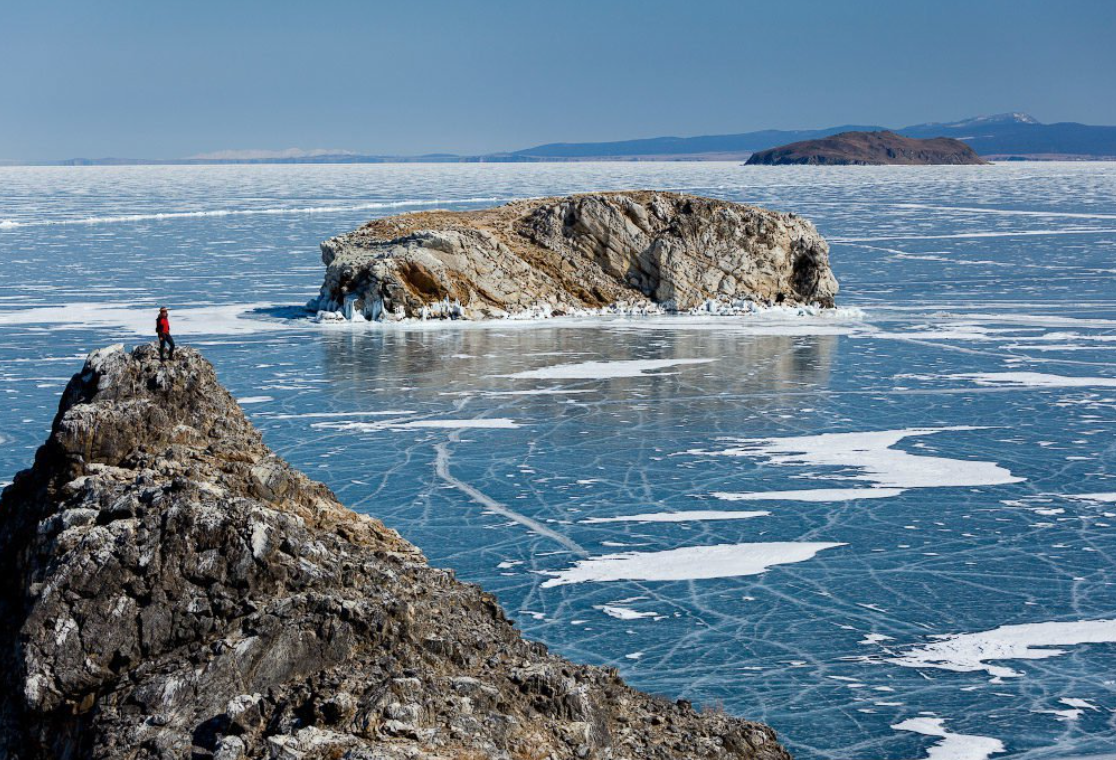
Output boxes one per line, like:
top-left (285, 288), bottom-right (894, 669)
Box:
top-left (310, 191), bottom-right (837, 321)
top-left (0, 345), bottom-right (793, 760)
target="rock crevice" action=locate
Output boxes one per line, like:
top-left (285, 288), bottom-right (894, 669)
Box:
top-left (0, 344), bottom-right (792, 760)
top-left (311, 191), bottom-right (837, 321)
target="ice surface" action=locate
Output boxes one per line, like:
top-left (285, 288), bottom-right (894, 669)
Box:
top-left (539, 542), bottom-right (845, 587)
top-left (4, 161), bottom-right (1116, 760)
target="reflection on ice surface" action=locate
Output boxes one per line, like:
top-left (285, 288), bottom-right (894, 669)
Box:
top-left (3, 161), bottom-right (1116, 760)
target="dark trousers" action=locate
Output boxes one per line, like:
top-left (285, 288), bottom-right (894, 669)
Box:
top-left (158, 332), bottom-right (175, 359)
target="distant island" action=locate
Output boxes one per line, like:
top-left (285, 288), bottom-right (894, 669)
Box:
top-left (7, 113), bottom-right (1116, 165)
top-left (745, 130), bottom-right (988, 166)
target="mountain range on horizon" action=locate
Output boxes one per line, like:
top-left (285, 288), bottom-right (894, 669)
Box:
top-left (12, 113), bottom-right (1116, 166)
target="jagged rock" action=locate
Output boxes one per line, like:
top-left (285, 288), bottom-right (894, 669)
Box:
top-left (0, 344), bottom-right (793, 760)
top-left (309, 191), bottom-right (837, 321)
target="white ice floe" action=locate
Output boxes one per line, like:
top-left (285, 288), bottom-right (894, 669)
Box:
top-left (1068, 493), bottom-right (1116, 503)
top-left (498, 358), bottom-right (714, 380)
top-left (0, 302), bottom-right (292, 336)
top-left (712, 488), bottom-right (905, 502)
top-left (859, 633), bottom-right (895, 646)
top-left (237, 396), bottom-right (273, 404)
top-left (581, 510), bottom-right (770, 524)
top-left (891, 717), bottom-right (1005, 760)
top-left (954, 372), bottom-right (1116, 389)
top-left (271, 410), bottom-right (417, 419)
top-left (594, 605), bottom-right (660, 620)
top-left (317, 418), bottom-right (520, 432)
top-left (691, 427), bottom-right (1022, 490)
top-left (1044, 697), bottom-right (1100, 721)
top-left (481, 388), bottom-right (593, 396)
top-left (888, 618), bottom-right (1116, 680)
top-left (539, 541), bottom-right (844, 587)
top-left (394, 418), bottom-right (521, 430)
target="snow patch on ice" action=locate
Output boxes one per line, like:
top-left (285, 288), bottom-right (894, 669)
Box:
top-left (859, 633), bottom-right (895, 646)
top-left (955, 372), bottom-right (1116, 389)
top-left (888, 619), bottom-right (1116, 680)
top-left (1068, 493), bottom-right (1116, 503)
top-left (499, 358), bottom-right (714, 380)
top-left (581, 510), bottom-right (770, 524)
top-left (594, 605), bottom-right (660, 620)
top-left (891, 717), bottom-right (1005, 760)
top-left (318, 418), bottom-right (520, 432)
top-left (691, 427), bottom-right (1022, 490)
top-left (272, 410), bottom-right (417, 419)
top-left (540, 541), bottom-right (845, 587)
top-left (0, 302), bottom-right (292, 336)
top-left (713, 488), bottom-right (905, 502)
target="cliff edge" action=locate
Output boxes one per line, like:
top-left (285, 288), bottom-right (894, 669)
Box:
top-left (309, 191), bottom-right (837, 321)
top-left (0, 344), bottom-right (792, 760)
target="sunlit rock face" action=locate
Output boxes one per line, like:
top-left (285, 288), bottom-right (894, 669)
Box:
top-left (310, 191), bottom-right (838, 321)
top-left (0, 343), bottom-right (792, 760)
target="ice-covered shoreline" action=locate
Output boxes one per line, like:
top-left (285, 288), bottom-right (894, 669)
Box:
top-left (310, 300), bottom-right (869, 331)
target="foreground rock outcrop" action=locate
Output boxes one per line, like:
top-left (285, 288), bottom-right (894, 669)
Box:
top-left (745, 130), bottom-right (988, 166)
top-left (0, 344), bottom-right (792, 760)
top-left (309, 191), bottom-right (837, 321)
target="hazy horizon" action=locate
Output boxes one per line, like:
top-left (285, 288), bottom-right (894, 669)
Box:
top-left (4, 0), bottom-right (1115, 160)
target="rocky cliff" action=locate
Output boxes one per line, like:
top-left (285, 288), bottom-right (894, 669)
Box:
top-left (745, 130), bottom-right (988, 166)
top-left (0, 344), bottom-right (792, 760)
top-left (309, 191), bottom-right (837, 321)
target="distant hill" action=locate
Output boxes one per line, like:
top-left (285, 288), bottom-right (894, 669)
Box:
top-left (745, 130), bottom-right (988, 166)
top-left (897, 112), bottom-right (1116, 159)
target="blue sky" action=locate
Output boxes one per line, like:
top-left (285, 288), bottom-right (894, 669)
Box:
top-left (2, 0), bottom-right (1114, 159)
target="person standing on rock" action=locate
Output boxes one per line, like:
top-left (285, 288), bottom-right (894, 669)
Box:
top-left (156, 307), bottom-right (176, 360)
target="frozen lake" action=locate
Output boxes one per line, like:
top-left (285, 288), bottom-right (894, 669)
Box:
top-left (2, 161), bottom-right (1115, 759)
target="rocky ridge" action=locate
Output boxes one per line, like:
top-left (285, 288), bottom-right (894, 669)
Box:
top-left (309, 191), bottom-right (837, 321)
top-left (0, 344), bottom-right (793, 760)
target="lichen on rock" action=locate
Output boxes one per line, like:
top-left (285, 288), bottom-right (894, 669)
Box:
top-left (310, 191), bottom-right (838, 322)
top-left (0, 344), bottom-right (793, 760)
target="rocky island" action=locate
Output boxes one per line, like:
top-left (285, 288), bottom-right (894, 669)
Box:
top-left (309, 191), bottom-right (837, 321)
top-left (745, 130), bottom-right (988, 166)
top-left (0, 344), bottom-right (792, 760)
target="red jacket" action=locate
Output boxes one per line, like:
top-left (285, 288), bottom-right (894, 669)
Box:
top-left (156, 315), bottom-right (170, 335)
